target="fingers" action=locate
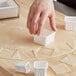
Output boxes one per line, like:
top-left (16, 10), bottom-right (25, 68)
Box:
top-left (31, 10), bottom-right (40, 34)
top-left (27, 7), bottom-right (33, 29)
top-left (32, 10), bottom-right (40, 25)
top-left (36, 12), bottom-right (48, 35)
top-left (49, 11), bottom-right (57, 31)
top-left (27, 5), bottom-right (41, 34)
top-left (27, 7), bottom-right (36, 34)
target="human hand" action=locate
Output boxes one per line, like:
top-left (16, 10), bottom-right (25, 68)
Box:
top-left (27, 0), bottom-right (56, 35)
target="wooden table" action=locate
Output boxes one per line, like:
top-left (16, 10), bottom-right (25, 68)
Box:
top-left (0, 0), bottom-right (76, 76)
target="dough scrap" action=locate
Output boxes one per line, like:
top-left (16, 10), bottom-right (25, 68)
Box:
top-left (61, 55), bottom-right (76, 66)
top-left (50, 63), bottom-right (71, 74)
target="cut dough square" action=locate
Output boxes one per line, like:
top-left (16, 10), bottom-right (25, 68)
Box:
top-left (55, 30), bottom-right (74, 49)
top-left (12, 46), bottom-right (41, 59)
top-left (51, 47), bottom-right (65, 57)
top-left (11, 51), bottom-right (25, 60)
top-left (34, 29), bottom-right (56, 46)
top-left (50, 63), bottom-right (71, 74)
top-left (52, 42), bottom-right (74, 57)
top-left (0, 48), bottom-right (15, 58)
top-left (61, 55), bottom-right (76, 66)
top-left (37, 47), bottom-right (53, 58)
top-left (20, 50), bottom-right (36, 58)
top-left (51, 47), bottom-right (60, 57)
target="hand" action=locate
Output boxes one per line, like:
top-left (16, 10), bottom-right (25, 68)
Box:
top-left (27, 0), bottom-right (56, 35)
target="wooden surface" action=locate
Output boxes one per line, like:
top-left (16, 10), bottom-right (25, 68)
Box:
top-left (0, 0), bottom-right (76, 76)
top-left (0, 66), bottom-right (13, 76)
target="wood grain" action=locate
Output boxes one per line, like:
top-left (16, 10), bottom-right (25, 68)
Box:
top-left (0, 0), bottom-right (75, 76)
